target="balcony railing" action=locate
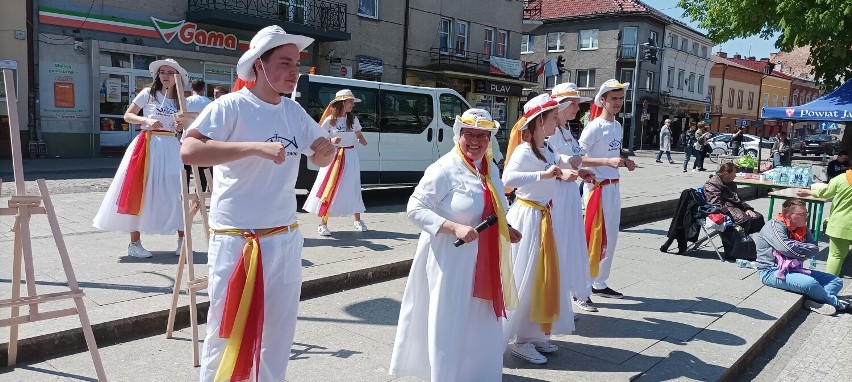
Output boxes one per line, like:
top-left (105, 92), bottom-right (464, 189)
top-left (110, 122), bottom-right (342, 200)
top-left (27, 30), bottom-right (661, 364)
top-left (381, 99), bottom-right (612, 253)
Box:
top-left (523, 0), bottom-right (542, 19)
top-left (617, 44), bottom-right (637, 60)
top-left (430, 47), bottom-right (519, 78)
top-left (188, 0), bottom-right (347, 34)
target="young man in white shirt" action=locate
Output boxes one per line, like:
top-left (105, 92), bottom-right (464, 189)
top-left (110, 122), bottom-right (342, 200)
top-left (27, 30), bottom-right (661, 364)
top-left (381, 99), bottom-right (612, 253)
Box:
top-left (579, 79), bottom-right (636, 303)
top-left (182, 26), bottom-right (335, 382)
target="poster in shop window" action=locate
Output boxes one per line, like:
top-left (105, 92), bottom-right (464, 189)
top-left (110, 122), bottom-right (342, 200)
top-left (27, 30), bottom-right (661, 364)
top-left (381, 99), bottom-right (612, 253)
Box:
top-left (40, 62), bottom-right (90, 119)
top-left (106, 78), bottom-right (121, 103)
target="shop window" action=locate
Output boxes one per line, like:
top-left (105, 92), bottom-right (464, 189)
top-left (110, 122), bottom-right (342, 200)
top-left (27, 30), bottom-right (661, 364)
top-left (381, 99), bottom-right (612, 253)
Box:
top-left (381, 91), bottom-right (434, 134)
top-left (132, 55), bottom-right (157, 70)
top-left (440, 93), bottom-right (466, 126)
top-left (98, 73), bottom-right (130, 131)
top-left (99, 51), bottom-right (131, 68)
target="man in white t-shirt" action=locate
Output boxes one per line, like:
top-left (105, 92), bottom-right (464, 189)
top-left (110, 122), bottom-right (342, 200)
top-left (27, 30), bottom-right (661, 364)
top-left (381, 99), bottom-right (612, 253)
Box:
top-left (579, 79), bottom-right (636, 302)
top-left (184, 79), bottom-right (213, 191)
top-left (182, 26), bottom-right (335, 382)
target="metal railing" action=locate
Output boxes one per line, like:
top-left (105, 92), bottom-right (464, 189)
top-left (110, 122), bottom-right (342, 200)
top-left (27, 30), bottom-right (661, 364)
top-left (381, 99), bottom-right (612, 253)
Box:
top-left (617, 44), bottom-right (637, 60)
top-left (188, 0), bottom-right (347, 32)
top-left (431, 47), bottom-right (512, 77)
top-left (523, 0), bottom-right (541, 19)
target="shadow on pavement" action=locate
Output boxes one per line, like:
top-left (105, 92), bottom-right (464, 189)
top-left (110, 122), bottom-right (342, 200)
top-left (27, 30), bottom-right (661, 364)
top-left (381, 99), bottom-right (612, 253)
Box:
top-left (593, 295), bottom-right (775, 321)
top-left (297, 297), bottom-right (401, 327)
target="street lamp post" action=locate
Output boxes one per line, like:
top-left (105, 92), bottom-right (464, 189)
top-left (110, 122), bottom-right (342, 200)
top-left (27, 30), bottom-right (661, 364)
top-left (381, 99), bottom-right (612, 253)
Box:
top-left (628, 43), bottom-right (645, 155)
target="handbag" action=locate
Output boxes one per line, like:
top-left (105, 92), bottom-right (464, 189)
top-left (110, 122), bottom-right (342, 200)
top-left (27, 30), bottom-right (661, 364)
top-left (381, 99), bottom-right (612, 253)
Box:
top-left (720, 226), bottom-right (757, 261)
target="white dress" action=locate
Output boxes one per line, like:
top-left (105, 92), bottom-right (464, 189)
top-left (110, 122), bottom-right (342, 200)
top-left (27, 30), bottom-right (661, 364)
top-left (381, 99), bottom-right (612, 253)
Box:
top-left (390, 151), bottom-right (510, 382)
top-left (547, 128), bottom-right (593, 301)
top-left (93, 89), bottom-right (183, 235)
top-left (303, 116), bottom-right (366, 216)
top-left (502, 143), bottom-right (574, 343)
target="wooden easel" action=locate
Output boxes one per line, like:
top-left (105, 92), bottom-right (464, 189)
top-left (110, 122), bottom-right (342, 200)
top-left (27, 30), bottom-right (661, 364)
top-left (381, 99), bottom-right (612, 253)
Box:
top-left (165, 74), bottom-right (211, 366)
top-left (0, 66), bottom-right (107, 380)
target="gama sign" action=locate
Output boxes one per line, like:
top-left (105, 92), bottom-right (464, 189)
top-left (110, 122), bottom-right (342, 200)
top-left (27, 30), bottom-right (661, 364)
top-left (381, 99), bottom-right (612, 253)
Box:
top-left (152, 18), bottom-right (248, 51)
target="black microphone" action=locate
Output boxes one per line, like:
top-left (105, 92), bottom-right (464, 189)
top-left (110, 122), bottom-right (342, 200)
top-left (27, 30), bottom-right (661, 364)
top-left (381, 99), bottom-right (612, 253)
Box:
top-left (454, 215), bottom-right (498, 247)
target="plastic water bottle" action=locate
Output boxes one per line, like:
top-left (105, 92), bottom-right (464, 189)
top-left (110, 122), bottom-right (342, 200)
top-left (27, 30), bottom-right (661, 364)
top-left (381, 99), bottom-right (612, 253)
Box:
top-left (777, 167), bottom-right (789, 184)
top-left (809, 256), bottom-right (817, 270)
top-left (736, 259), bottom-right (753, 268)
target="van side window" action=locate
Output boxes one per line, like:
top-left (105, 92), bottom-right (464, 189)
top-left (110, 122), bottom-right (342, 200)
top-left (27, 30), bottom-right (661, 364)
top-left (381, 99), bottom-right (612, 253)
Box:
top-left (306, 84), bottom-right (379, 132)
top-left (440, 94), bottom-right (466, 126)
top-left (380, 91), bottom-right (434, 134)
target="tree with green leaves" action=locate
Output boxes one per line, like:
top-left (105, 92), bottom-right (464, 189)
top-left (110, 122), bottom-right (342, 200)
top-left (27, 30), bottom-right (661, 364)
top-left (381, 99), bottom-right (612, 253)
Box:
top-left (678, 0), bottom-right (852, 89)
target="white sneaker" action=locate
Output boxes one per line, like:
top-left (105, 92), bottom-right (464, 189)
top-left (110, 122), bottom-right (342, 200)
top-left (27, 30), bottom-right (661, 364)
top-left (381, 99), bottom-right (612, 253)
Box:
top-left (531, 340), bottom-right (559, 353)
top-left (573, 297), bottom-right (599, 312)
top-left (317, 225), bottom-right (332, 237)
top-left (128, 241), bottom-right (152, 258)
top-left (175, 237), bottom-right (184, 257)
top-left (354, 220), bottom-right (368, 232)
top-left (510, 342), bottom-right (547, 364)
top-left (804, 300), bottom-right (836, 316)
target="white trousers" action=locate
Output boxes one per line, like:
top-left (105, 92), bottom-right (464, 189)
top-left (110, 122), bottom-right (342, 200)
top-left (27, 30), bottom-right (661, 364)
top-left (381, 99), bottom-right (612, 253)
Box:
top-left (199, 230), bottom-right (304, 382)
top-left (584, 182), bottom-right (621, 289)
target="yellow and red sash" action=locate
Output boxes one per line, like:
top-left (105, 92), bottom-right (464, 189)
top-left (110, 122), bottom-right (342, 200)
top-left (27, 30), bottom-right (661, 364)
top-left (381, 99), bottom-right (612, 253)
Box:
top-left (455, 146), bottom-right (518, 318)
top-left (212, 223), bottom-right (298, 382)
top-left (116, 130), bottom-right (175, 215)
top-left (315, 146), bottom-right (352, 219)
top-left (584, 179), bottom-right (618, 278)
top-left (515, 198), bottom-right (560, 333)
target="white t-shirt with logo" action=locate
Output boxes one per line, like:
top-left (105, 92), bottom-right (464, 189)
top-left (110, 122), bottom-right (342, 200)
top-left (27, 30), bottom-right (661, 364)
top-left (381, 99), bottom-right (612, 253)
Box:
top-left (579, 117), bottom-right (623, 180)
top-left (321, 115), bottom-right (362, 147)
top-left (547, 127), bottom-right (585, 167)
top-left (132, 88), bottom-right (179, 131)
top-left (187, 88), bottom-right (327, 230)
top-left (185, 94), bottom-right (212, 113)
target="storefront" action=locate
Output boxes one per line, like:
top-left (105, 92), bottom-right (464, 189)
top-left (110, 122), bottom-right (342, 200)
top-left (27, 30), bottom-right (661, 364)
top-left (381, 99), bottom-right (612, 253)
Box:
top-left (36, 5), bottom-right (315, 157)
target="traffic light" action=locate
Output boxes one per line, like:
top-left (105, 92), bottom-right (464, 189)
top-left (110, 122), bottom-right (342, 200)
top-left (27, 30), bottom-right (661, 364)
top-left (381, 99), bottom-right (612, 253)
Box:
top-left (646, 38), bottom-right (658, 64)
top-left (556, 55), bottom-right (566, 74)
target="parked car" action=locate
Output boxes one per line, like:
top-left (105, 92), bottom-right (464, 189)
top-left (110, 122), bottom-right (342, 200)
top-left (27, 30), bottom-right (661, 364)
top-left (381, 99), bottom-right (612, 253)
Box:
top-left (760, 136), bottom-right (777, 149)
top-left (707, 133), bottom-right (761, 157)
top-left (789, 137), bottom-right (802, 153)
top-left (800, 134), bottom-right (841, 156)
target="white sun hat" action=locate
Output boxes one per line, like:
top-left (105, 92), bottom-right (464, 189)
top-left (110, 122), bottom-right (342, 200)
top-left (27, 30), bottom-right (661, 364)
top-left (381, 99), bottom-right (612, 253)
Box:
top-left (331, 89), bottom-right (362, 103)
top-left (520, 93), bottom-right (568, 130)
top-left (551, 82), bottom-right (592, 104)
top-left (148, 58), bottom-right (189, 85)
top-left (593, 79), bottom-right (630, 107)
top-left (453, 108), bottom-right (500, 139)
top-left (236, 25), bottom-right (314, 82)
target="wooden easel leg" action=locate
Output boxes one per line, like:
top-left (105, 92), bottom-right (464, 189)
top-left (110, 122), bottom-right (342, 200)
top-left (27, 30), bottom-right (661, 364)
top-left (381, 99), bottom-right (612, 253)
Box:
top-left (183, 214), bottom-right (201, 367)
top-left (7, 218), bottom-right (22, 366)
top-left (36, 180), bottom-right (107, 381)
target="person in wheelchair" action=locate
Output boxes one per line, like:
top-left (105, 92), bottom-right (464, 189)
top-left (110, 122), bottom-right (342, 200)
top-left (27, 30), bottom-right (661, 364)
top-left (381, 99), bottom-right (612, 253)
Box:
top-left (703, 163), bottom-right (765, 234)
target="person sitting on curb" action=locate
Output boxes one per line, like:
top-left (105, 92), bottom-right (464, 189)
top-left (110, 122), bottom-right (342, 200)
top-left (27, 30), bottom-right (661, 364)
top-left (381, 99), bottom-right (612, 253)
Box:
top-left (754, 198), bottom-right (851, 316)
top-left (703, 163), bottom-right (765, 234)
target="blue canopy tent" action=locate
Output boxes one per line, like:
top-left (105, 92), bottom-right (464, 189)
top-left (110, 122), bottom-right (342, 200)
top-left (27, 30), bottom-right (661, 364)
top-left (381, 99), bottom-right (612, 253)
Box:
top-left (762, 79), bottom-right (852, 122)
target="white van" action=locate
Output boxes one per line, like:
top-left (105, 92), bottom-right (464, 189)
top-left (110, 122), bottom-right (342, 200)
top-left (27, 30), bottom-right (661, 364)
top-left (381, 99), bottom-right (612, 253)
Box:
top-left (291, 74), bottom-right (503, 189)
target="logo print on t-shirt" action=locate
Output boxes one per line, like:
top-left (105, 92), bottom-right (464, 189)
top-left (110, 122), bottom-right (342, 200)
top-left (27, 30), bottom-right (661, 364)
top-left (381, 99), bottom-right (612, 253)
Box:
top-left (609, 139), bottom-right (621, 151)
top-left (267, 133), bottom-right (298, 149)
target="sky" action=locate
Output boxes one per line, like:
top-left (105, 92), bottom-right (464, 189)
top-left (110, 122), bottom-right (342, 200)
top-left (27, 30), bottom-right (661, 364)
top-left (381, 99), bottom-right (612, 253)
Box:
top-left (652, 0), bottom-right (780, 59)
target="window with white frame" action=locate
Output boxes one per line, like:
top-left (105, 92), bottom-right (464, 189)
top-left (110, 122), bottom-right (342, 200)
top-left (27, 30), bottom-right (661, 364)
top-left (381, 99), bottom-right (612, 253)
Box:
top-left (484, 28), bottom-right (494, 57)
top-left (667, 67), bottom-right (674, 88)
top-left (646, 71), bottom-right (656, 91)
top-left (497, 31), bottom-right (507, 57)
top-left (579, 29), bottom-right (599, 50)
top-left (698, 74), bottom-right (704, 93)
top-left (577, 69), bottom-right (596, 88)
top-left (670, 34), bottom-right (678, 48)
top-left (792, 91), bottom-right (799, 106)
top-left (439, 18), bottom-right (452, 53)
top-left (677, 69), bottom-right (685, 90)
top-left (728, 89), bottom-right (735, 107)
top-left (547, 32), bottom-right (563, 51)
top-left (763, 93), bottom-right (769, 107)
top-left (782, 96), bottom-right (787, 107)
top-left (620, 68), bottom-right (634, 85)
top-left (701, 45), bottom-right (708, 58)
top-left (521, 34), bottom-right (534, 53)
top-left (545, 74), bottom-right (563, 89)
top-left (650, 30), bottom-right (659, 46)
top-left (680, 37), bottom-right (688, 52)
top-left (688, 72), bottom-right (695, 92)
top-left (773, 94), bottom-right (778, 106)
top-left (455, 20), bottom-right (468, 55)
top-left (692, 42), bottom-right (698, 55)
top-left (357, 0), bottom-right (378, 18)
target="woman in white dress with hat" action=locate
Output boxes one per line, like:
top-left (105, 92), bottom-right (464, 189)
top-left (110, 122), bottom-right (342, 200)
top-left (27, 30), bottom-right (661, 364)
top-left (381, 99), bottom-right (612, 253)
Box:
top-left (93, 58), bottom-right (186, 258)
top-left (501, 94), bottom-right (575, 364)
top-left (547, 82), bottom-right (599, 313)
top-left (390, 109), bottom-right (522, 382)
top-left (303, 89), bottom-right (369, 236)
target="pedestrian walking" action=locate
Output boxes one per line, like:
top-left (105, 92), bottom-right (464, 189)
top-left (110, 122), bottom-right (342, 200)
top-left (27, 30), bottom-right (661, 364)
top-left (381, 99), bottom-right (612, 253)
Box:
top-left (181, 25), bottom-right (335, 382)
top-left (502, 94), bottom-right (575, 365)
top-left (389, 109), bottom-right (522, 382)
top-left (692, 121), bottom-right (710, 171)
top-left (93, 58), bottom-right (187, 258)
top-left (681, 122), bottom-right (698, 172)
top-left (184, 79), bottom-right (212, 192)
top-left (730, 125), bottom-right (744, 156)
top-left (303, 89), bottom-right (369, 236)
top-left (655, 119), bottom-right (675, 163)
top-left (579, 79), bottom-right (636, 302)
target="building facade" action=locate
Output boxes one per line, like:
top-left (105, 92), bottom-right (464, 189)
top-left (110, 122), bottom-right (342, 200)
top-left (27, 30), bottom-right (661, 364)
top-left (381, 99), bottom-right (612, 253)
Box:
top-left (659, 22), bottom-right (713, 140)
top-left (0, 0), bottom-right (32, 159)
top-left (708, 54), bottom-right (762, 135)
top-left (36, 0), bottom-right (350, 157)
